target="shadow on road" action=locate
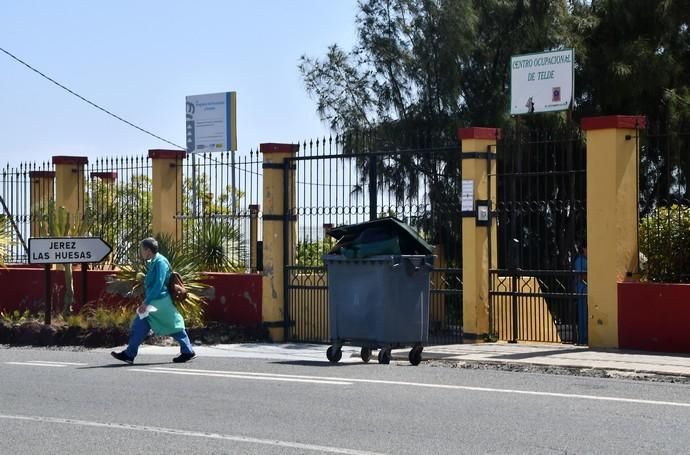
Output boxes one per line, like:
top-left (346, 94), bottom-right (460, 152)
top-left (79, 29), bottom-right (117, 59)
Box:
top-left (77, 362), bottom-right (171, 369)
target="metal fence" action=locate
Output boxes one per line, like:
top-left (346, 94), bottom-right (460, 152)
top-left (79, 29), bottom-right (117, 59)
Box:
top-left (1, 150), bottom-right (262, 270)
top-left (86, 156), bottom-right (152, 268)
top-left (285, 133), bottom-right (464, 345)
top-left (0, 161), bottom-right (54, 263)
top-left (490, 122), bottom-right (588, 344)
top-left (177, 150), bottom-right (263, 272)
top-left (639, 118), bottom-right (690, 283)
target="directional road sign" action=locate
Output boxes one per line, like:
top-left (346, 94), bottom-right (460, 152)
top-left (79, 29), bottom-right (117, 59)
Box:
top-left (29, 237), bottom-right (112, 264)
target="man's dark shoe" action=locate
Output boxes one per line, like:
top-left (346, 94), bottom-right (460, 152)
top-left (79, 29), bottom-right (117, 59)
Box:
top-left (173, 352), bottom-right (196, 363)
top-left (111, 351), bottom-right (134, 365)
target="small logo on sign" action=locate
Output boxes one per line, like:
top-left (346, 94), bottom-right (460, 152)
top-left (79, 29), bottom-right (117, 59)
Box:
top-left (552, 87), bottom-right (561, 102)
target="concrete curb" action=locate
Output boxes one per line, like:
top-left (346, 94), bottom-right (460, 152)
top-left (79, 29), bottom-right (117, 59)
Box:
top-left (421, 357), bottom-right (690, 379)
top-left (389, 349), bottom-right (690, 378)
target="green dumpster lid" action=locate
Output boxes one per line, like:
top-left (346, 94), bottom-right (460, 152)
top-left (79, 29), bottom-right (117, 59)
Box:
top-left (326, 217), bottom-right (434, 255)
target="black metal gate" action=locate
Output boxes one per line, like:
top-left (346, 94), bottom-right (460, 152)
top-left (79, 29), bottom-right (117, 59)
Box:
top-left (489, 122), bottom-right (588, 344)
top-left (284, 134), bottom-right (463, 345)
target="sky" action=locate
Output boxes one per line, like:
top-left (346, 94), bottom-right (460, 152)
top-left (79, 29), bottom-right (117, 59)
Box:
top-left (0, 1), bottom-right (358, 166)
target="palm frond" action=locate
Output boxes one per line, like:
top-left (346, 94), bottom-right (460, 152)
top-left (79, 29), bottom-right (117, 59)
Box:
top-left (0, 217), bottom-right (11, 268)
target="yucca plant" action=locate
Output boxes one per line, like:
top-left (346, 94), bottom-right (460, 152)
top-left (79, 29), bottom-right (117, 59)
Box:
top-left (193, 222), bottom-right (247, 272)
top-left (35, 202), bottom-right (91, 317)
top-left (105, 233), bottom-right (209, 327)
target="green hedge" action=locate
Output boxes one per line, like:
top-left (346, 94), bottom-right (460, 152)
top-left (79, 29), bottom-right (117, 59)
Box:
top-left (640, 204), bottom-right (690, 283)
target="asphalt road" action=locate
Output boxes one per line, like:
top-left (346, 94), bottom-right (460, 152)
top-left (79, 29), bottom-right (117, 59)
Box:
top-left (0, 347), bottom-right (688, 455)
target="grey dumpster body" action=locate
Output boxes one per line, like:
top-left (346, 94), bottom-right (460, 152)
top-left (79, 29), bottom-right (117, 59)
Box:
top-left (323, 217), bottom-right (435, 365)
top-left (324, 253), bottom-right (434, 365)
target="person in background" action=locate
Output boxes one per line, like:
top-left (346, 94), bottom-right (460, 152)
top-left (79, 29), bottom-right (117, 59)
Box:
top-left (573, 243), bottom-right (588, 345)
top-left (111, 238), bottom-right (196, 364)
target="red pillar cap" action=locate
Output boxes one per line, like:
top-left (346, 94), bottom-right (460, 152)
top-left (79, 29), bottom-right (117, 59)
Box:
top-left (260, 143), bottom-right (300, 154)
top-left (581, 115), bottom-right (647, 131)
top-left (52, 156), bottom-right (88, 165)
top-left (148, 149), bottom-right (187, 159)
top-left (457, 127), bottom-right (500, 141)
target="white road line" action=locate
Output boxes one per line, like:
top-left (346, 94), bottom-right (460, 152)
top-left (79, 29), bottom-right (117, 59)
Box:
top-left (4, 361), bottom-right (87, 367)
top-left (145, 367), bottom-right (690, 409)
top-left (0, 414), bottom-right (385, 455)
top-left (5, 362), bottom-right (67, 368)
top-left (25, 361), bottom-right (88, 366)
top-left (130, 368), bottom-right (353, 385)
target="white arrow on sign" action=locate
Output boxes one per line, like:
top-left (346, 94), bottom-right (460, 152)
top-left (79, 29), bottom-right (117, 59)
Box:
top-left (28, 237), bottom-right (113, 264)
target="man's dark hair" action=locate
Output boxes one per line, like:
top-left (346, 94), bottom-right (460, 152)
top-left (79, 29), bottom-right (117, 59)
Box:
top-left (141, 237), bottom-right (159, 254)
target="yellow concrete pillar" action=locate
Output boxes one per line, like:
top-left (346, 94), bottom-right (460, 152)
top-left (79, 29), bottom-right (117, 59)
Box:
top-left (90, 171), bottom-right (118, 184)
top-left (29, 170), bottom-right (55, 237)
top-left (260, 143), bottom-right (298, 341)
top-left (148, 149), bottom-right (185, 240)
top-left (88, 171), bottom-right (118, 236)
top-left (459, 127), bottom-right (499, 342)
top-left (581, 115), bottom-right (645, 348)
top-left (52, 156), bottom-right (87, 218)
top-left (89, 171), bottom-right (118, 207)
top-left (249, 204), bottom-right (260, 272)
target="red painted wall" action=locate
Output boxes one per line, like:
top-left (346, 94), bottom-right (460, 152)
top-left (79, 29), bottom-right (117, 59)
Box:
top-left (0, 267), bottom-right (261, 325)
top-left (203, 272), bottom-right (262, 325)
top-left (618, 282), bottom-right (690, 353)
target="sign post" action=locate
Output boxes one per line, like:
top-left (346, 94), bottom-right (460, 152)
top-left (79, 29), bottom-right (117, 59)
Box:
top-left (186, 92), bottom-right (238, 215)
top-left (510, 49), bottom-right (574, 116)
top-left (29, 237), bottom-right (112, 325)
top-left (44, 264), bottom-right (51, 325)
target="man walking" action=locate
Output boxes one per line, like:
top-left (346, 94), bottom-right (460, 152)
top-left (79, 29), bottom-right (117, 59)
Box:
top-left (111, 238), bottom-right (196, 364)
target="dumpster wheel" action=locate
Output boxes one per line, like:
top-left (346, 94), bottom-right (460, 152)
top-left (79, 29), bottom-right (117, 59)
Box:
top-left (409, 345), bottom-right (423, 366)
top-left (360, 346), bottom-right (372, 363)
top-left (378, 348), bottom-right (392, 365)
top-left (327, 346), bottom-right (342, 363)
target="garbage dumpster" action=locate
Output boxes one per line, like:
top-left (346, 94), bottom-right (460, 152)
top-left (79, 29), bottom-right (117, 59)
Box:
top-left (323, 217), bottom-right (435, 366)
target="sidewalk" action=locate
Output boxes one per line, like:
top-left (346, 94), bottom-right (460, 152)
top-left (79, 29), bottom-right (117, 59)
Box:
top-left (119, 342), bottom-right (690, 377)
top-left (400, 343), bottom-right (690, 377)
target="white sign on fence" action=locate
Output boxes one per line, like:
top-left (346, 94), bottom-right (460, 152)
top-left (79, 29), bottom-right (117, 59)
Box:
top-left (29, 237), bottom-right (112, 264)
top-left (510, 49), bottom-right (574, 115)
top-left (186, 92), bottom-right (237, 153)
top-left (461, 180), bottom-right (474, 212)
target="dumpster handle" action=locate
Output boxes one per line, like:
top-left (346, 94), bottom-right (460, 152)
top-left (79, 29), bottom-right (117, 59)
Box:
top-left (392, 256), bottom-right (435, 272)
top-left (403, 256), bottom-right (422, 274)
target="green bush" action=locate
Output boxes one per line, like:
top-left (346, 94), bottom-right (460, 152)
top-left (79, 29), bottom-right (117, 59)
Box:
top-left (0, 309), bottom-right (39, 324)
top-left (296, 239), bottom-right (334, 267)
top-left (639, 204), bottom-right (690, 283)
top-left (62, 304), bottom-right (135, 329)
